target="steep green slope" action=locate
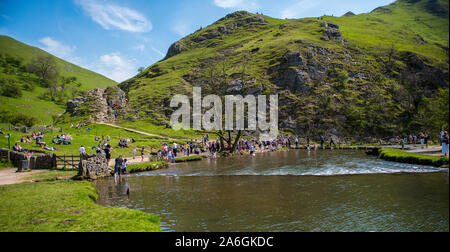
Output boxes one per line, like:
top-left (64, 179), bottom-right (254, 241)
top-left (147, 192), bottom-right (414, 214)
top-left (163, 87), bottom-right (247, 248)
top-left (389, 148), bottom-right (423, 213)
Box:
top-left (0, 36), bottom-right (116, 91)
top-left (0, 36), bottom-right (117, 125)
top-left (110, 0), bottom-right (450, 140)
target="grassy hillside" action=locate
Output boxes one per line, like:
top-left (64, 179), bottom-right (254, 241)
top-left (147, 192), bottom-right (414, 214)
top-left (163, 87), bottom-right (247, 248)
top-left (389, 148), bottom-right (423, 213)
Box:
top-left (0, 36), bottom-right (117, 125)
top-left (0, 36), bottom-right (116, 91)
top-left (117, 0), bottom-right (448, 140)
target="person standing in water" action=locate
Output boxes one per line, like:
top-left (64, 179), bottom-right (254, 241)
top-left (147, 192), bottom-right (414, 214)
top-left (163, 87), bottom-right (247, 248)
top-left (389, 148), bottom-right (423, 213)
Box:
top-left (114, 155), bottom-right (124, 182)
top-left (330, 137), bottom-right (337, 149)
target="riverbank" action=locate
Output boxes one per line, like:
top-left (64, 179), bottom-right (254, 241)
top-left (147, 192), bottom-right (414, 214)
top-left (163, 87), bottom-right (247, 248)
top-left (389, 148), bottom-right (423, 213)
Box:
top-left (0, 179), bottom-right (161, 232)
top-left (379, 148), bottom-right (449, 168)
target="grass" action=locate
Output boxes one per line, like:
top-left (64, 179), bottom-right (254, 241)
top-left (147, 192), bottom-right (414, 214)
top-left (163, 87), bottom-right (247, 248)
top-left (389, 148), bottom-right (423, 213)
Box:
top-left (0, 159), bottom-right (13, 170)
top-left (0, 180), bottom-right (160, 232)
top-left (175, 156), bottom-right (203, 163)
top-left (0, 35), bottom-right (116, 91)
top-left (127, 161), bottom-right (168, 173)
top-left (24, 170), bottom-right (78, 182)
top-left (0, 123), bottom-right (176, 159)
top-left (379, 148), bottom-right (449, 167)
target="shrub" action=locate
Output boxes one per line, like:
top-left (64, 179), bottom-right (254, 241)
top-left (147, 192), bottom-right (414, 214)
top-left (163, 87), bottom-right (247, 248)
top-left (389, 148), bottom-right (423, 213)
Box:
top-left (127, 161), bottom-right (168, 173)
top-left (10, 113), bottom-right (39, 127)
top-left (0, 78), bottom-right (22, 98)
top-left (175, 156), bottom-right (203, 163)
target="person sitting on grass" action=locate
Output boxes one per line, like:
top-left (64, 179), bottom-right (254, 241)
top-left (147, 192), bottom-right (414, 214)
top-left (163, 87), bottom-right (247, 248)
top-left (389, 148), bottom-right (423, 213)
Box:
top-left (62, 139), bottom-right (71, 145)
top-left (36, 137), bottom-right (45, 146)
top-left (13, 143), bottom-right (22, 152)
top-left (43, 144), bottom-right (59, 151)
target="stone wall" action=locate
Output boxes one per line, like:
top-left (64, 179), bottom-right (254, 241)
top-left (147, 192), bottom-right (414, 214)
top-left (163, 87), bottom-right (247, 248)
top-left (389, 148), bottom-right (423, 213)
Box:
top-left (78, 154), bottom-right (112, 180)
top-left (0, 148), bottom-right (56, 170)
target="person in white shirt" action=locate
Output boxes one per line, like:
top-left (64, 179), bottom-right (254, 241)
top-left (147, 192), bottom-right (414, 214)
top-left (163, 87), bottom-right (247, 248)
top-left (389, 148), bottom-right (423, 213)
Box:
top-left (79, 145), bottom-right (86, 155)
top-left (173, 142), bottom-right (178, 157)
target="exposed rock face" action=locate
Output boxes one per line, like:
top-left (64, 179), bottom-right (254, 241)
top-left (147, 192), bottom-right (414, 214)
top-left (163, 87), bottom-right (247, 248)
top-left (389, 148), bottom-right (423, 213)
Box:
top-left (66, 97), bottom-right (87, 114)
top-left (66, 86), bottom-right (127, 123)
top-left (273, 68), bottom-right (311, 93)
top-left (321, 23), bottom-right (343, 42)
top-left (343, 11), bottom-right (355, 17)
top-left (426, 0), bottom-right (449, 17)
top-left (78, 154), bottom-right (111, 180)
top-left (164, 42), bottom-right (186, 60)
top-left (284, 50), bottom-right (304, 67)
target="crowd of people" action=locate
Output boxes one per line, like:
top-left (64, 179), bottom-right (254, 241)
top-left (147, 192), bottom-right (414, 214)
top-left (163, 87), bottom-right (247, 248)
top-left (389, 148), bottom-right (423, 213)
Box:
top-left (15, 131), bottom-right (71, 152)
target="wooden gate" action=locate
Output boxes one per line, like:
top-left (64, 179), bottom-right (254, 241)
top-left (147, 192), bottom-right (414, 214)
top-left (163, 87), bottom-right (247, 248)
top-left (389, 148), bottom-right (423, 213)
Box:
top-left (56, 155), bottom-right (81, 169)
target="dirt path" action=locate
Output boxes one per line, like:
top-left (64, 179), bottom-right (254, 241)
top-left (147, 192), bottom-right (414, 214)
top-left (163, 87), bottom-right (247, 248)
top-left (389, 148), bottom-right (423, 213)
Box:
top-left (0, 168), bottom-right (46, 186)
top-left (405, 146), bottom-right (444, 157)
top-left (97, 122), bottom-right (180, 141)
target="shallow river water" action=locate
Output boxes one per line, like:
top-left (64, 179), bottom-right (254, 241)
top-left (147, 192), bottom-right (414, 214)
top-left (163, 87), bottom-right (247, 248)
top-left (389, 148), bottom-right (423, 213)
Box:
top-left (94, 150), bottom-right (449, 232)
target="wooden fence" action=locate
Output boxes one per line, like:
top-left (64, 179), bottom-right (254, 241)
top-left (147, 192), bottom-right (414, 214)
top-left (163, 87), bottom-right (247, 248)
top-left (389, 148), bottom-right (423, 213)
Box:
top-left (56, 155), bottom-right (81, 169)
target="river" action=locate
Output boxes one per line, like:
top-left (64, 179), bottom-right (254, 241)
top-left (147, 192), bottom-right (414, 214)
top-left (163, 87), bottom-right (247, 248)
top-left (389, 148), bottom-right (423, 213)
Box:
top-left (94, 150), bottom-right (449, 232)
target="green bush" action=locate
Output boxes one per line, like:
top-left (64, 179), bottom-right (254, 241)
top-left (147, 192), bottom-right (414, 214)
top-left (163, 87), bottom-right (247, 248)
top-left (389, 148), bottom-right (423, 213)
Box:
top-left (0, 78), bottom-right (22, 98)
top-left (175, 156), bottom-right (203, 163)
top-left (10, 113), bottom-right (39, 127)
top-left (379, 148), bottom-right (449, 167)
top-left (127, 161), bottom-right (168, 174)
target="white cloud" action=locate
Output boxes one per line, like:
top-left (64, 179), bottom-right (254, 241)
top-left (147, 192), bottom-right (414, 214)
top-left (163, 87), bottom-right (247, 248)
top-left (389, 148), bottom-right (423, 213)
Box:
top-left (90, 53), bottom-right (137, 82)
top-left (75, 0), bottom-right (152, 33)
top-left (39, 37), bottom-right (77, 59)
top-left (213, 0), bottom-right (259, 11)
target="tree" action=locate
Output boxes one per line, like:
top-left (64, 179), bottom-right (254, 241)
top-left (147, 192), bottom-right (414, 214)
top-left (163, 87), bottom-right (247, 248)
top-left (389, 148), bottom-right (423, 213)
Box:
top-left (138, 67), bottom-right (145, 73)
top-left (203, 55), bottom-right (253, 154)
top-left (27, 55), bottom-right (59, 85)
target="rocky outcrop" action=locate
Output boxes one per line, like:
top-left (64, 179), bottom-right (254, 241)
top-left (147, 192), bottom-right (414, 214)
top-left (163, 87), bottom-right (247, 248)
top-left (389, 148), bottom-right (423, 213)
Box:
top-left (78, 154), bottom-right (111, 180)
top-left (164, 42), bottom-right (186, 60)
top-left (66, 86), bottom-right (127, 123)
top-left (343, 11), bottom-right (355, 17)
top-left (321, 23), bottom-right (344, 42)
top-left (426, 0), bottom-right (449, 17)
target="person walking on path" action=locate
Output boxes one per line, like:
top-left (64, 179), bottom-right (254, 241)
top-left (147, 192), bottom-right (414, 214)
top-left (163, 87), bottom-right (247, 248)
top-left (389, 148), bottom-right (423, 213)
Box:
top-left (420, 133), bottom-right (425, 149)
top-left (141, 148), bottom-right (145, 162)
top-left (442, 131), bottom-right (449, 157)
top-left (132, 148), bottom-right (136, 159)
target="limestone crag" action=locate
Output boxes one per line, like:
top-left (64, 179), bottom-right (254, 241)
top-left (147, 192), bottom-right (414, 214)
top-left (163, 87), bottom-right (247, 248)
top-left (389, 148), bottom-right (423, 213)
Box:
top-left (78, 154), bottom-right (111, 180)
top-left (66, 86), bottom-right (127, 123)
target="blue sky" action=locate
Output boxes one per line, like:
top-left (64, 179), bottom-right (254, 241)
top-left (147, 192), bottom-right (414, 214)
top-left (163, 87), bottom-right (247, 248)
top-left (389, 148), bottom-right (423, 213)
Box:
top-left (0, 0), bottom-right (394, 82)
